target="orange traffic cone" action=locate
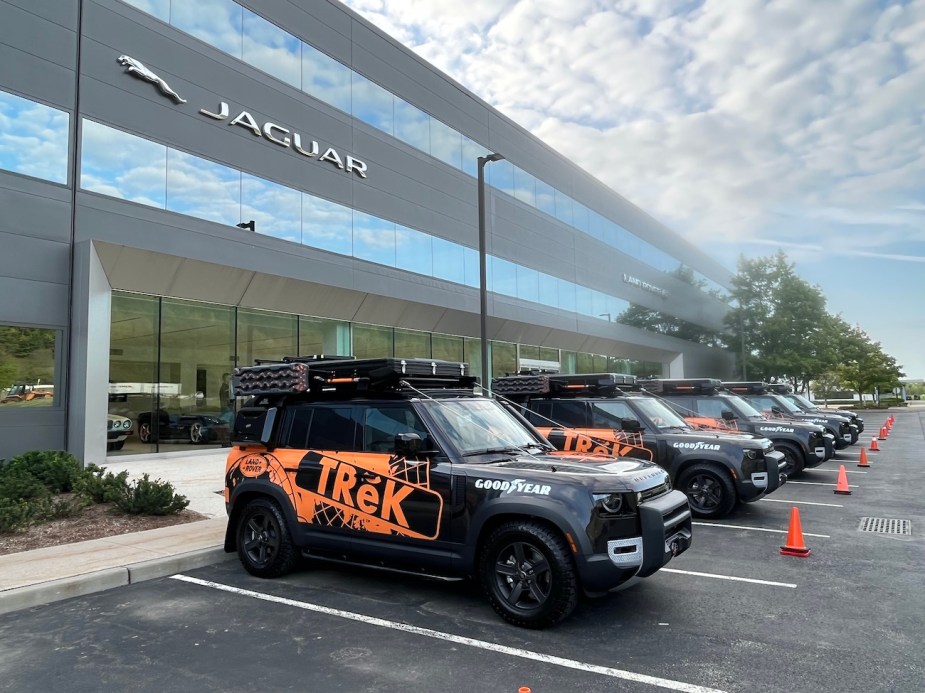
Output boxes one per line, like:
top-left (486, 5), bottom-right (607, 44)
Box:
top-left (879, 426), bottom-right (888, 440)
top-left (834, 465), bottom-right (852, 495)
top-left (870, 436), bottom-right (880, 451)
top-left (890, 415), bottom-right (895, 425)
top-left (780, 506), bottom-right (811, 557)
top-left (858, 448), bottom-right (870, 468)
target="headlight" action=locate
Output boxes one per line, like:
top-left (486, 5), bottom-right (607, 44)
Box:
top-left (744, 449), bottom-right (759, 459)
top-left (593, 493), bottom-right (625, 514)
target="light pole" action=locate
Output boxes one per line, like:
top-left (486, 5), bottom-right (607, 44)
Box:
top-left (477, 152), bottom-right (504, 393)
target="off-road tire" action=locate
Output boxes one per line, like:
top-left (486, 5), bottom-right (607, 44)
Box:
top-left (777, 443), bottom-right (805, 478)
top-left (236, 498), bottom-right (298, 579)
top-left (678, 463), bottom-right (737, 519)
top-left (479, 520), bottom-right (578, 629)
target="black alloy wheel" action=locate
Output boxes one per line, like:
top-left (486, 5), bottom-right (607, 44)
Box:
top-left (236, 498), bottom-right (298, 579)
top-left (777, 443), bottom-right (804, 478)
top-left (678, 463), bottom-right (736, 519)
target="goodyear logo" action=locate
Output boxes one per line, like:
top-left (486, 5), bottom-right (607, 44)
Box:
top-left (474, 478), bottom-right (551, 495)
top-left (673, 441), bottom-right (720, 451)
top-left (759, 426), bottom-right (795, 434)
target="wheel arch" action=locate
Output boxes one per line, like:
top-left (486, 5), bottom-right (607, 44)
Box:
top-left (224, 482), bottom-right (301, 553)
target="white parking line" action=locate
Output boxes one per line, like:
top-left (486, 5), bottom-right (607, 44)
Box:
top-left (787, 480), bottom-right (858, 488)
top-left (171, 574), bottom-right (727, 693)
top-left (760, 498), bottom-right (844, 507)
top-left (692, 521), bottom-right (830, 538)
top-left (659, 569), bottom-right (797, 589)
top-left (806, 468), bottom-right (868, 474)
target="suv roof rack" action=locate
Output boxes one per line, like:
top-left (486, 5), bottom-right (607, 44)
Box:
top-left (765, 383), bottom-right (793, 394)
top-left (638, 378), bottom-right (723, 395)
top-left (234, 357), bottom-right (476, 397)
top-left (722, 381), bottom-right (770, 395)
top-left (492, 372), bottom-right (638, 398)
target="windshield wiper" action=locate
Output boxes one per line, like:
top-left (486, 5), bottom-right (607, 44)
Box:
top-left (462, 445), bottom-right (540, 457)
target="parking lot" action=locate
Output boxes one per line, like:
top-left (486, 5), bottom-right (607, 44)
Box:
top-left (1, 409), bottom-right (923, 692)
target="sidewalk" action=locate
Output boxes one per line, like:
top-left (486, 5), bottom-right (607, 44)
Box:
top-left (0, 449), bottom-right (233, 616)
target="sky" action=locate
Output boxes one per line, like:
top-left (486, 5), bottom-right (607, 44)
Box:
top-left (340, 0), bottom-right (925, 380)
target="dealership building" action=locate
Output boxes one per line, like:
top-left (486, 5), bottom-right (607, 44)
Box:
top-left (0, 0), bottom-right (735, 461)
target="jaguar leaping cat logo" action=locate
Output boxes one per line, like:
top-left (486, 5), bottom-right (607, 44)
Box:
top-left (117, 55), bottom-right (186, 104)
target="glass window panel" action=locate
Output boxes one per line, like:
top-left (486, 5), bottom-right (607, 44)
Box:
top-left (298, 317), bottom-right (350, 356)
top-left (433, 236), bottom-right (465, 285)
top-left (539, 347), bottom-right (559, 362)
top-left (0, 90), bottom-right (69, 184)
top-left (432, 334), bottom-right (463, 362)
top-left (601, 218), bottom-right (620, 247)
top-left (396, 224), bottom-right (433, 277)
top-left (0, 325), bottom-right (57, 408)
top-left (575, 283), bottom-right (593, 316)
top-left (490, 341), bottom-right (516, 378)
top-left (557, 278), bottom-right (576, 313)
top-left (120, 0), bottom-right (169, 21)
top-left (351, 73), bottom-right (393, 136)
top-left (490, 256), bottom-right (517, 297)
top-left (353, 212), bottom-right (396, 266)
top-left (352, 324), bottom-right (393, 358)
top-left (463, 246), bottom-right (480, 288)
top-left (243, 8), bottom-right (301, 89)
top-left (462, 337), bottom-right (482, 383)
top-left (171, 0), bottom-right (243, 58)
top-left (394, 328), bottom-right (431, 359)
top-left (537, 271), bottom-right (558, 308)
top-left (488, 159), bottom-right (514, 196)
top-left (393, 98), bottom-right (430, 152)
top-left (237, 307), bottom-right (297, 365)
top-left (305, 406), bottom-right (357, 450)
top-left (534, 178), bottom-right (556, 218)
top-left (512, 166), bottom-right (536, 206)
top-left (80, 120), bottom-right (167, 207)
top-left (302, 43), bottom-right (352, 113)
top-left (516, 264), bottom-right (539, 303)
top-left (554, 189), bottom-right (573, 226)
top-left (241, 173), bottom-right (301, 243)
top-left (588, 210), bottom-right (605, 241)
top-left (157, 297), bottom-right (236, 448)
top-left (108, 292), bottom-right (160, 453)
top-left (572, 201), bottom-right (590, 233)
top-left (166, 149), bottom-right (240, 225)
top-left (302, 194), bottom-right (352, 255)
top-left (430, 119), bottom-right (462, 169)
top-left (461, 136), bottom-right (488, 177)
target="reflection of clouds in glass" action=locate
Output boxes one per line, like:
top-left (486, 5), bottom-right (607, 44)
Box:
top-left (352, 74), bottom-right (394, 135)
top-left (0, 91), bottom-right (68, 184)
top-left (430, 120), bottom-right (462, 169)
top-left (302, 194), bottom-right (352, 255)
top-left (241, 173), bottom-right (301, 243)
top-left (172, 0), bottom-right (243, 58)
top-left (433, 236), bottom-right (465, 284)
top-left (166, 149), bottom-right (240, 225)
top-left (243, 9), bottom-right (301, 89)
top-left (488, 159), bottom-right (514, 195)
top-left (512, 166), bottom-right (536, 206)
top-left (516, 265), bottom-right (539, 303)
top-left (461, 136), bottom-right (487, 178)
top-left (394, 98), bottom-right (430, 151)
top-left (396, 225), bottom-right (433, 276)
top-left (353, 212), bottom-right (396, 266)
top-left (302, 44), bottom-right (352, 113)
top-left (120, 0), bottom-right (169, 21)
top-left (80, 120), bottom-right (166, 206)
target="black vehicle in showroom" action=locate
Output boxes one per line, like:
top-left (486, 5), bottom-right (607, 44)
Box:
top-left (136, 409), bottom-right (230, 445)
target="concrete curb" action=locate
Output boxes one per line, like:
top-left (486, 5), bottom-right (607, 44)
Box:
top-left (0, 545), bottom-right (234, 616)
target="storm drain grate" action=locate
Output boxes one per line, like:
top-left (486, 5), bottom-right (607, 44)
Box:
top-left (858, 517), bottom-right (911, 535)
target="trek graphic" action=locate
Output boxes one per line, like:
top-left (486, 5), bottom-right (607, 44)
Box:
top-left (117, 55), bottom-right (187, 103)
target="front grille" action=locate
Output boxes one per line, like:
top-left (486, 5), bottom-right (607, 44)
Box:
top-left (639, 481), bottom-right (671, 503)
top-left (858, 517), bottom-right (911, 535)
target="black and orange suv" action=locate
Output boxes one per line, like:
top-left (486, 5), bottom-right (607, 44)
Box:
top-left (223, 356), bottom-right (692, 629)
top-left (493, 372), bottom-right (786, 519)
top-left (639, 378), bottom-right (833, 478)
top-left (722, 382), bottom-right (859, 449)
top-left (765, 383), bottom-right (865, 435)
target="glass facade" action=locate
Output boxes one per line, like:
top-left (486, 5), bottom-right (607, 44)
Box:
top-left (0, 89), bottom-right (69, 185)
top-left (118, 0), bottom-right (728, 302)
top-left (0, 326), bottom-right (58, 408)
top-left (107, 291), bottom-right (664, 455)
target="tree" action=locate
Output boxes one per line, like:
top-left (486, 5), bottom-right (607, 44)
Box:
top-left (810, 371), bottom-right (843, 405)
top-left (835, 324), bottom-right (904, 402)
top-left (723, 251), bottom-right (828, 389)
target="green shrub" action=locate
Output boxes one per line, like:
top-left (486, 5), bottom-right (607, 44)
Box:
top-left (75, 464), bottom-right (130, 504)
top-left (34, 494), bottom-right (88, 521)
top-left (4, 450), bottom-right (83, 493)
top-left (111, 474), bottom-right (189, 516)
top-left (0, 498), bottom-right (37, 533)
top-left (0, 467), bottom-right (50, 502)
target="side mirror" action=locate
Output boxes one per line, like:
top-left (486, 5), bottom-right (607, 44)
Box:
top-left (619, 417), bottom-right (642, 433)
top-left (721, 410), bottom-right (736, 421)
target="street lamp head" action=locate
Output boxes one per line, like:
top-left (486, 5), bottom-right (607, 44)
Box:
top-left (485, 152), bottom-right (505, 162)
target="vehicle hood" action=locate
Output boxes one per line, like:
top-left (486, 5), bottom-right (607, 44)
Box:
top-left (660, 430), bottom-right (771, 450)
top-left (480, 454), bottom-right (669, 493)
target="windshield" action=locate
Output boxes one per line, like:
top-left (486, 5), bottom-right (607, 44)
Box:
top-left (423, 398), bottom-right (540, 455)
top-left (632, 398), bottom-right (690, 430)
top-left (790, 393), bottom-right (815, 409)
top-left (726, 395), bottom-right (764, 418)
top-left (771, 395), bottom-right (802, 414)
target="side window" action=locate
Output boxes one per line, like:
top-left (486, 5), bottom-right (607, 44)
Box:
top-left (589, 401), bottom-right (634, 427)
top-left (750, 396), bottom-right (775, 413)
top-left (693, 398), bottom-right (726, 419)
top-left (548, 401), bottom-right (589, 427)
top-left (282, 406), bottom-right (313, 448)
top-left (359, 405), bottom-right (429, 453)
top-left (524, 400), bottom-right (554, 426)
top-left (305, 406), bottom-right (358, 450)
